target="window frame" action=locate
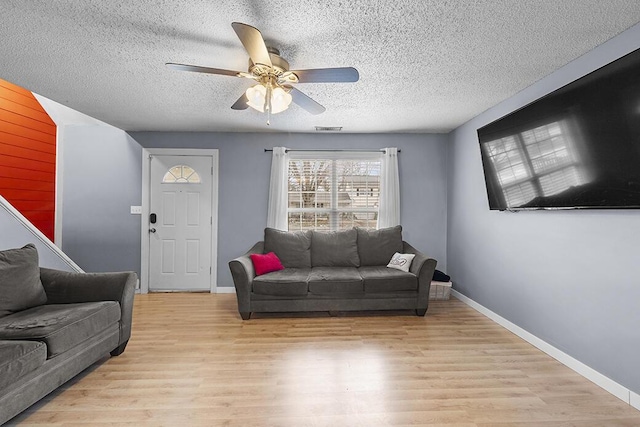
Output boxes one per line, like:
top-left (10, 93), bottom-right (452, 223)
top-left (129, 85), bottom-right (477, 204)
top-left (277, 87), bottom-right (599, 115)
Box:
top-left (161, 165), bottom-right (202, 184)
top-left (286, 151), bottom-right (382, 232)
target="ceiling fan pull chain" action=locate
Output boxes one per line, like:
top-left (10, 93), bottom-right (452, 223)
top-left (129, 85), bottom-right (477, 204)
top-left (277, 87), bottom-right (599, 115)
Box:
top-left (265, 84), bottom-right (272, 125)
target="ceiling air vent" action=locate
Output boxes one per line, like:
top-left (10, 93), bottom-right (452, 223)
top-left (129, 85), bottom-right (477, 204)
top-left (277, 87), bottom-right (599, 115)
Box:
top-left (315, 126), bottom-right (343, 132)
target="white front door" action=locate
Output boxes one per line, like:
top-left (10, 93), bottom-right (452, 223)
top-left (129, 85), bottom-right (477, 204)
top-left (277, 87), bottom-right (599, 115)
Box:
top-left (148, 155), bottom-right (212, 291)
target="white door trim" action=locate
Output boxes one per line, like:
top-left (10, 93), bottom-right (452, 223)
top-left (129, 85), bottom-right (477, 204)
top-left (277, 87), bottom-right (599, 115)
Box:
top-left (141, 148), bottom-right (219, 294)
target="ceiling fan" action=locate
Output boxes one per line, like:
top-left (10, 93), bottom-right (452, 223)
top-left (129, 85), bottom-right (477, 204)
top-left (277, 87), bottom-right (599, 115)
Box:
top-left (166, 22), bottom-right (359, 124)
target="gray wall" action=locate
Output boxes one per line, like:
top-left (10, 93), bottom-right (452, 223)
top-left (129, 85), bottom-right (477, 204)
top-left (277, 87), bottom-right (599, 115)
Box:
top-left (129, 132), bottom-right (448, 288)
top-left (0, 201), bottom-right (76, 271)
top-left (61, 125), bottom-right (142, 276)
top-left (447, 23), bottom-right (640, 394)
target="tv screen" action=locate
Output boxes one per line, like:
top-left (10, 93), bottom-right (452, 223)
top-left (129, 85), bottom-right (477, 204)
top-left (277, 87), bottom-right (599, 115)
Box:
top-left (477, 47), bottom-right (640, 210)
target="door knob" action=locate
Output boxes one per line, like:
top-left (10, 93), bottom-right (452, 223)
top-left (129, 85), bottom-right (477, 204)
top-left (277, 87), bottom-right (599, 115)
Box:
top-left (149, 228), bottom-right (156, 233)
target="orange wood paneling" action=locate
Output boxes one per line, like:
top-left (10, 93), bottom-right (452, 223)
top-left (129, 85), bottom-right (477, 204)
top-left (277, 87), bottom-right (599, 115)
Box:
top-left (0, 79), bottom-right (33, 97)
top-left (0, 133), bottom-right (57, 156)
top-left (0, 156), bottom-right (55, 173)
top-left (0, 104), bottom-right (56, 135)
top-left (0, 98), bottom-right (54, 124)
top-left (0, 166), bottom-right (54, 182)
top-left (1, 189), bottom-right (55, 201)
top-left (0, 120), bottom-right (56, 144)
top-left (34, 224), bottom-right (54, 239)
top-left (0, 177), bottom-right (54, 191)
top-left (0, 78), bottom-right (57, 241)
top-left (0, 88), bottom-right (45, 111)
top-left (28, 219), bottom-right (54, 239)
top-left (10, 200), bottom-right (55, 212)
top-left (17, 210), bottom-right (55, 222)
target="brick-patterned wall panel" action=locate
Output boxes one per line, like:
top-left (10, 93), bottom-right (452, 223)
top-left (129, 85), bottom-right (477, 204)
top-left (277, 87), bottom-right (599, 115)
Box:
top-left (0, 78), bottom-right (57, 241)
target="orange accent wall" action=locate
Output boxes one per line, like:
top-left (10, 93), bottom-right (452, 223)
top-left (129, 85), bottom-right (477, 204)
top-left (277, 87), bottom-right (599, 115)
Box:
top-left (0, 78), bottom-right (57, 241)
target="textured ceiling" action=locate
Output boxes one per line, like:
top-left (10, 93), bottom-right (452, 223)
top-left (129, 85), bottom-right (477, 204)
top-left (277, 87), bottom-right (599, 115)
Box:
top-left (1, 1), bottom-right (640, 133)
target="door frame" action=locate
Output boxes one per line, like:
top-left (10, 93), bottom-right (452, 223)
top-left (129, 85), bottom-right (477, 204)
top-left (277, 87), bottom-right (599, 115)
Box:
top-left (140, 148), bottom-right (219, 294)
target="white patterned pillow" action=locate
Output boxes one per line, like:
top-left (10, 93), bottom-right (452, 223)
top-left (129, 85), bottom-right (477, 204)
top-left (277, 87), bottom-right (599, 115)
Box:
top-left (386, 252), bottom-right (415, 273)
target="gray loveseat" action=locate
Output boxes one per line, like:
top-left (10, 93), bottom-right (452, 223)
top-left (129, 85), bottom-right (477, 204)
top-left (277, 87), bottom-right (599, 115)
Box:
top-left (0, 244), bottom-right (136, 425)
top-left (229, 226), bottom-right (437, 319)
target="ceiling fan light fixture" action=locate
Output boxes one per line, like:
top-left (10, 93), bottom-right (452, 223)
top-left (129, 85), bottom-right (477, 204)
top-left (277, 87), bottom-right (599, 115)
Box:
top-left (271, 86), bottom-right (292, 113)
top-left (245, 84), bottom-right (267, 112)
top-left (245, 84), bottom-right (292, 114)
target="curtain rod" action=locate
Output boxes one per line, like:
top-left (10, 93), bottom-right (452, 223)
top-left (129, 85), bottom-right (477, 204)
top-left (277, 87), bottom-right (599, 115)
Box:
top-left (264, 148), bottom-right (401, 153)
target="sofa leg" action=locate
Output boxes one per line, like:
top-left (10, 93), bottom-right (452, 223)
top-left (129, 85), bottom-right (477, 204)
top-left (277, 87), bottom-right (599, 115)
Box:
top-left (240, 312), bottom-right (251, 320)
top-left (110, 340), bottom-right (128, 356)
top-left (415, 308), bottom-right (427, 316)
top-left (328, 311), bottom-right (338, 317)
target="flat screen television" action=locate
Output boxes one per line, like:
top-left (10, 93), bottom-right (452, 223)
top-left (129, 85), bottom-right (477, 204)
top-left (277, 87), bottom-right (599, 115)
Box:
top-left (477, 47), bottom-right (640, 210)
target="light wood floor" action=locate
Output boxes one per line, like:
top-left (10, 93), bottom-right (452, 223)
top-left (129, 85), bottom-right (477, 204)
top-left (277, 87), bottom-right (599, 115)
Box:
top-left (10, 294), bottom-right (640, 426)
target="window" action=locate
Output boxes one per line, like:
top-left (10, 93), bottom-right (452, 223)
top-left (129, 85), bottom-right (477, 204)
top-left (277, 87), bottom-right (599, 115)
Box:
top-left (483, 120), bottom-right (586, 207)
top-left (162, 165), bottom-right (201, 184)
top-left (287, 155), bottom-right (381, 231)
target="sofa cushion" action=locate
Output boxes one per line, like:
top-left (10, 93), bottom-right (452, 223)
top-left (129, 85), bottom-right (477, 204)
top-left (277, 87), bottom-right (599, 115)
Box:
top-left (252, 268), bottom-right (310, 296)
top-left (311, 229), bottom-right (360, 267)
top-left (0, 340), bottom-right (46, 390)
top-left (308, 267), bottom-right (363, 295)
top-left (358, 266), bottom-right (418, 293)
top-left (356, 226), bottom-right (403, 266)
top-left (0, 302), bottom-right (121, 358)
top-left (264, 228), bottom-right (312, 268)
top-left (0, 244), bottom-right (48, 318)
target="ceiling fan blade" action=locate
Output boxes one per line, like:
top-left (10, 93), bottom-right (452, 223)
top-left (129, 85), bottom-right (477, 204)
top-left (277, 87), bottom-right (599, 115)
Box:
top-left (231, 93), bottom-right (249, 110)
top-left (288, 67), bottom-right (359, 83)
top-left (231, 22), bottom-right (272, 67)
top-left (286, 86), bottom-right (326, 115)
top-left (166, 63), bottom-right (241, 77)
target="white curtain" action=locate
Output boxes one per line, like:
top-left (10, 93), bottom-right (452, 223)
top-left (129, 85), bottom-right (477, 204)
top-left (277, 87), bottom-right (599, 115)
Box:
top-left (377, 147), bottom-right (400, 228)
top-left (266, 147), bottom-right (289, 230)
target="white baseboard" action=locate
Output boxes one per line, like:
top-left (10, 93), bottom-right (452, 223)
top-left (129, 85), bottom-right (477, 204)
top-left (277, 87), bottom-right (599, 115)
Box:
top-left (215, 286), bottom-right (236, 294)
top-left (451, 289), bottom-right (636, 408)
top-left (631, 391), bottom-right (640, 411)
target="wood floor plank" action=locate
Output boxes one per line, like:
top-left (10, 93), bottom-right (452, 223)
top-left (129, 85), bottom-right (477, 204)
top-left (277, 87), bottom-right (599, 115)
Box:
top-left (7, 295), bottom-right (640, 426)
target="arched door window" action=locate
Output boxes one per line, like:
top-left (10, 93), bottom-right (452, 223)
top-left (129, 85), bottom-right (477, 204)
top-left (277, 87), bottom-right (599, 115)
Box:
top-left (162, 165), bottom-right (201, 183)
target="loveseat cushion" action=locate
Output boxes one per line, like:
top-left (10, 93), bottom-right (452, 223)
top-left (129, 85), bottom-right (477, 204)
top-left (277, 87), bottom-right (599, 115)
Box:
top-left (0, 302), bottom-right (121, 358)
top-left (356, 226), bottom-right (403, 266)
top-left (0, 244), bottom-right (48, 318)
top-left (311, 229), bottom-right (360, 267)
top-left (264, 228), bottom-right (312, 268)
top-left (252, 268), bottom-right (310, 296)
top-left (0, 340), bottom-right (46, 390)
top-left (308, 267), bottom-right (363, 295)
top-left (358, 266), bottom-right (418, 293)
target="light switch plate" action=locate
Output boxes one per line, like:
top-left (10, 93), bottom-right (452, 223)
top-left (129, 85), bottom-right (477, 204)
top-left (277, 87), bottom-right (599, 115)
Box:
top-left (130, 206), bottom-right (142, 214)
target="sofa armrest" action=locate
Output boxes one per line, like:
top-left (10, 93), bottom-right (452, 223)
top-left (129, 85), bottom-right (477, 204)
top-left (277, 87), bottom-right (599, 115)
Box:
top-left (40, 268), bottom-right (137, 346)
top-left (403, 241), bottom-right (437, 310)
top-left (228, 241), bottom-right (264, 316)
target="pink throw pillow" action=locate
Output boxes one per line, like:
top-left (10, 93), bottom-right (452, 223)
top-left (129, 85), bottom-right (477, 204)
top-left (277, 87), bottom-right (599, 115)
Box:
top-left (250, 252), bottom-right (285, 276)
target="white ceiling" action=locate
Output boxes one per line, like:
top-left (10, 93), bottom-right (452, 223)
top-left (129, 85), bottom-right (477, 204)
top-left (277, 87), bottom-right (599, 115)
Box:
top-left (2, 1), bottom-right (640, 133)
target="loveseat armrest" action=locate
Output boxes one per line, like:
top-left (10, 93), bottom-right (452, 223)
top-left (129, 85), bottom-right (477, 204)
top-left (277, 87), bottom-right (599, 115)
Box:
top-left (228, 241), bottom-right (264, 319)
top-left (403, 242), bottom-right (437, 312)
top-left (40, 268), bottom-right (137, 347)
